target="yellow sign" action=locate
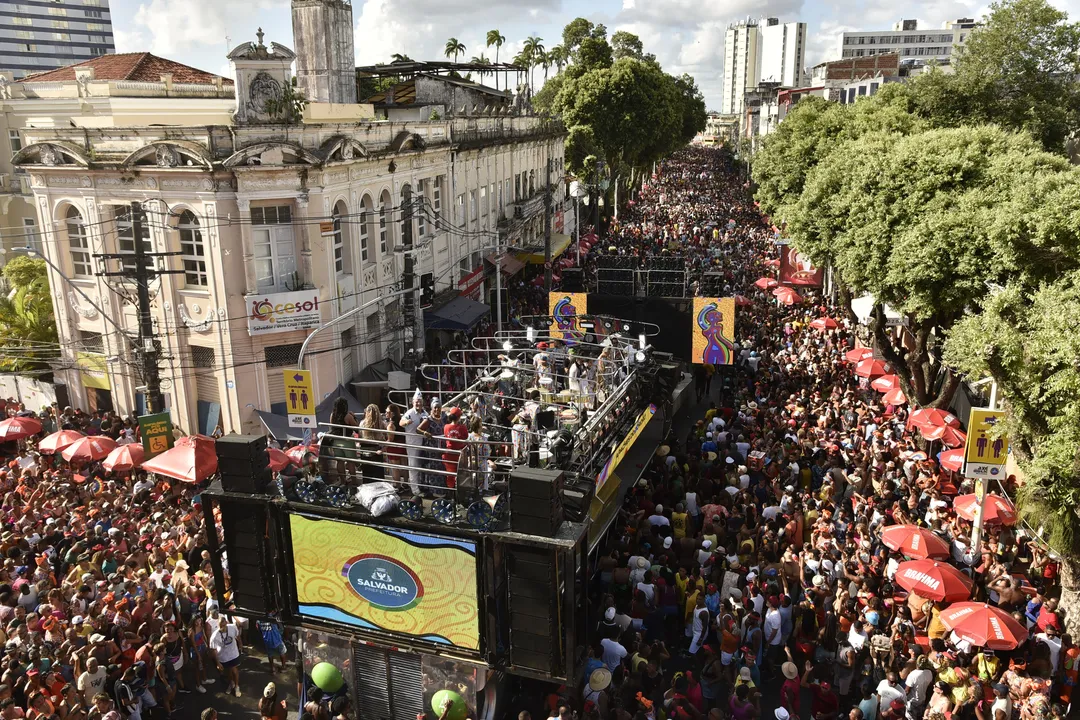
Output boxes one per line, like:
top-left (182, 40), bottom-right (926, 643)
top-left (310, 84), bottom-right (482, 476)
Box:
top-left (77, 352), bottom-right (111, 391)
top-left (963, 408), bottom-right (1009, 479)
top-left (596, 404), bottom-right (656, 492)
top-left (284, 369), bottom-right (315, 429)
top-left (290, 516), bottom-right (480, 650)
top-left (548, 292), bottom-right (588, 343)
top-left (691, 297), bottom-right (736, 365)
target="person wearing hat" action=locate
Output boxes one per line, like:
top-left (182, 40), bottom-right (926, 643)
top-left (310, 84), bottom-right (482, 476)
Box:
top-left (802, 663), bottom-right (840, 720)
top-left (780, 660), bottom-right (801, 717)
top-left (583, 667), bottom-right (611, 716)
top-left (977, 683), bottom-right (1012, 720)
top-left (259, 682), bottom-right (287, 720)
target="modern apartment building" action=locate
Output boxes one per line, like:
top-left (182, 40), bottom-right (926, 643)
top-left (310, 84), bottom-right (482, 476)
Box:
top-left (0, 0), bottom-right (115, 78)
top-left (722, 20), bottom-right (761, 116)
top-left (759, 19), bottom-right (806, 88)
top-left (837, 18), bottom-right (977, 64)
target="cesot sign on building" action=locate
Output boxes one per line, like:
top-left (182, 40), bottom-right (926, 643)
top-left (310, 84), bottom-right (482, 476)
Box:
top-left (245, 290), bottom-right (323, 336)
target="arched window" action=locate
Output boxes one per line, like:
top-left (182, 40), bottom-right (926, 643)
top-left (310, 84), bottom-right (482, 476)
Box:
top-left (66, 206), bottom-right (92, 278)
top-left (359, 194), bottom-right (373, 264)
top-left (178, 210), bottom-right (207, 287)
top-left (331, 200), bottom-right (350, 275)
top-left (379, 189), bottom-right (392, 255)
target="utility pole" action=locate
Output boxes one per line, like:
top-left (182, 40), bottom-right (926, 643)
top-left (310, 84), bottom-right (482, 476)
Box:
top-left (96, 201), bottom-right (183, 414)
top-left (594, 162), bottom-right (602, 243)
top-left (401, 186), bottom-right (423, 363)
top-left (543, 157), bottom-right (553, 291)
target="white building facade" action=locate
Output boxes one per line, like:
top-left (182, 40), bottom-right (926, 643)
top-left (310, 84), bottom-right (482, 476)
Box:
top-left (722, 21), bottom-right (761, 116)
top-left (13, 16), bottom-right (567, 437)
top-left (759, 20), bottom-right (807, 88)
top-left (837, 18), bottom-right (977, 63)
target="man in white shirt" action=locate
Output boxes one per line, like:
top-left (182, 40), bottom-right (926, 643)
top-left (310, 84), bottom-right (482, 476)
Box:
top-left (647, 505), bottom-right (670, 527)
top-left (77, 657), bottom-right (107, 706)
top-left (876, 672), bottom-right (905, 709)
top-left (905, 656), bottom-right (934, 719)
top-left (1035, 626), bottom-right (1063, 673)
top-left (400, 391), bottom-right (428, 495)
top-left (600, 636), bottom-right (627, 671)
top-left (210, 617), bottom-right (243, 697)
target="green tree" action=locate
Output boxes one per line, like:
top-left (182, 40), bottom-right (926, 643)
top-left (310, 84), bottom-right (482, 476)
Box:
top-left (444, 38), bottom-right (466, 63)
top-left (547, 45), bottom-right (568, 74)
top-left (575, 36), bottom-right (614, 72)
top-left (562, 18), bottom-right (607, 60)
top-left (611, 30), bottom-right (644, 60)
top-left (903, 0), bottom-right (1080, 152)
top-left (390, 53), bottom-right (412, 63)
top-left (522, 35), bottom-right (545, 89)
top-left (486, 30), bottom-right (505, 88)
top-left (0, 257), bottom-right (58, 372)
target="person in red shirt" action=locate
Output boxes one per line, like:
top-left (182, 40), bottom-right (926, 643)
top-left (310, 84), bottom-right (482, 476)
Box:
top-left (802, 667), bottom-right (839, 720)
top-left (780, 661), bottom-right (801, 717)
top-left (441, 408), bottom-right (468, 489)
top-left (1038, 598), bottom-right (1062, 634)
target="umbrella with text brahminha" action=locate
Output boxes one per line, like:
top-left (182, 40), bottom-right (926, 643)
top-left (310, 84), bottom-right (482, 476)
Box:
top-left (61, 435), bottom-right (118, 463)
top-left (939, 448), bottom-right (964, 473)
top-left (285, 444), bottom-right (320, 464)
top-left (895, 560), bottom-right (973, 602)
top-left (141, 434), bottom-right (218, 484)
top-left (753, 277), bottom-right (779, 291)
top-left (267, 447), bottom-right (292, 472)
top-left (880, 525), bottom-right (951, 560)
top-left (102, 443), bottom-right (146, 473)
top-left (809, 317), bottom-right (839, 331)
top-left (939, 602), bottom-right (1028, 650)
top-left (871, 374), bottom-right (901, 393)
top-left (844, 348), bottom-right (874, 363)
top-left (923, 423), bottom-right (967, 448)
top-left (953, 493), bottom-right (1016, 525)
top-left (908, 408), bottom-right (961, 432)
top-left (854, 359), bottom-right (889, 379)
top-left (37, 430), bottom-right (85, 455)
top-left (0, 416), bottom-right (42, 441)
top-left (882, 388), bottom-right (907, 405)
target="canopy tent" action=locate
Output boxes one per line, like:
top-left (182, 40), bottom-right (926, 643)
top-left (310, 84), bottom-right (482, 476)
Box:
top-left (353, 357), bottom-right (403, 387)
top-left (516, 234), bottom-right (573, 264)
top-left (485, 252), bottom-right (526, 277)
top-left (255, 384), bottom-right (366, 442)
top-left (141, 434), bottom-right (218, 484)
top-left (424, 297), bottom-right (490, 331)
top-left (850, 294), bottom-right (904, 325)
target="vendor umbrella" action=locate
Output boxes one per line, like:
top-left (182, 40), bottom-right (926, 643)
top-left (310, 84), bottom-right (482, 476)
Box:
top-left (0, 416), bottom-right (42, 441)
top-left (267, 447), bottom-right (291, 472)
top-left (882, 388), bottom-right (907, 405)
top-left (61, 435), bottom-right (118, 463)
top-left (881, 525), bottom-right (951, 560)
top-left (753, 277), bottom-right (779, 290)
top-left (102, 443), bottom-right (145, 472)
top-left (37, 430), bottom-right (85, 454)
top-left (924, 424), bottom-right (967, 448)
top-left (141, 434), bottom-right (217, 484)
top-left (854, 358), bottom-right (889, 379)
top-left (285, 444), bottom-right (319, 464)
top-left (939, 602), bottom-right (1028, 650)
top-left (908, 408), bottom-right (961, 432)
top-left (844, 348), bottom-right (874, 363)
top-left (733, 295), bottom-right (752, 307)
top-left (809, 317), bottom-right (839, 331)
top-left (773, 286), bottom-right (802, 305)
top-left (895, 560), bottom-right (974, 602)
top-left (765, 258), bottom-right (781, 267)
top-left (871, 374), bottom-right (901, 393)
top-left (939, 448), bottom-right (964, 473)
top-left (953, 493), bottom-right (1016, 525)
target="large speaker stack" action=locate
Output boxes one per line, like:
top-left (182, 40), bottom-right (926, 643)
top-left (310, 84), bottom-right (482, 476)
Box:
top-left (506, 544), bottom-right (560, 675)
top-left (509, 467), bottom-right (565, 537)
top-left (561, 473), bottom-right (596, 523)
top-left (561, 267), bottom-right (584, 292)
top-left (216, 434), bottom-right (272, 494)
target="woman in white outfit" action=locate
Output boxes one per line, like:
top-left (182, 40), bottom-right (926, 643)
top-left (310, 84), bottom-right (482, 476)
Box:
top-left (400, 389), bottom-right (428, 496)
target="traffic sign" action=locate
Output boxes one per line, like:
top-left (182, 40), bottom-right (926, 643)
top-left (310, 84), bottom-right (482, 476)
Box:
top-left (963, 408), bottom-right (1009, 479)
top-left (285, 369), bottom-right (316, 428)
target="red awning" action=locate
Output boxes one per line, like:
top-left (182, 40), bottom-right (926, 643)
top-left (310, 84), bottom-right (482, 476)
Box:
top-left (486, 252), bottom-right (526, 277)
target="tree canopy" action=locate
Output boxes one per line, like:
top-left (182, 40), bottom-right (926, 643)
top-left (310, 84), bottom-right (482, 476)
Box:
top-left (0, 257), bottom-right (59, 373)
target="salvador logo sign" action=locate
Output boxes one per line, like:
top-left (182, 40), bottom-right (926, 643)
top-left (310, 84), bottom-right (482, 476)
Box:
top-left (342, 554), bottom-right (424, 611)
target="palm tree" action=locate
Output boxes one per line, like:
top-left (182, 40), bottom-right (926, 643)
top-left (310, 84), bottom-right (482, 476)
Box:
top-left (522, 35), bottom-right (544, 89)
top-left (540, 50), bottom-right (552, 81)
top-left (444, 38), bottom-right (466, 63)
top-left (548, 45), bottom-right (567, 74)
top-left (486, 29), bottom-right (505, 88)
top-left (470, 54), bottom-right (491, 84)
top-left (390, 53), bottom-right (412, 63)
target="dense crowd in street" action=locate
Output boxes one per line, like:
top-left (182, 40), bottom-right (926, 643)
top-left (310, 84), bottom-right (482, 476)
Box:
top-left (574, 147), bottom-right (1073, 720)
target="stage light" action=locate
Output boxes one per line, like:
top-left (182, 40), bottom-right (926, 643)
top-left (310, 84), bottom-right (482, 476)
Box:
top-left (527, 326), bottom-right (536, 342)
top-left (639, 334), bottom-right (646, 350)
top-left (635, 351), bottom-right (646, 363)
top-left (503, 341), bottom-right (513, 352)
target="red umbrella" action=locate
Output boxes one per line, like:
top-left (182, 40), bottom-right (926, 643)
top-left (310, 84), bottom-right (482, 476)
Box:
top-left (871, 374), bottom-right (901, 392)
top-left (37, 430), bottom-right (85, 454)
top-left (895, 560), bottom-right (974, 602)
top-left (765, 258), bottom-right (781, 267)
top-left (733, 295), bottom-right (752, 307)
top-left (854, 359), bottom-right (889, 378)
top-left (882, 388), bottom-right (907, 405)
top-left (844, 348), bottom-right (874, 363)
top-left (267, 447), bottom-right (291, 472)
top-left (773, 286), bottom-right (802, 305)
top-left (881, 525), bottom-right (951, 560)
top-left (939, 602), bottom-right (1028, 650)
top-left (924, 424), bottom-right (967, 448)
top-left (141, 434), bottom-right (217, 484)
top-left (809, 317), bottom-right (839, 331)
top-left (908, 408), bottom-right (961, 431)
top-left (285, 444), bottom-right (319, 464)
top-left (939, 448), bottom-right (964, 473)
top-left (753, 277), bottom-right (779, 290)
top-left (953, 493), bottom-right (1016, 525)
top-left (102, 443), bottom-right (146, 472)
top-left (61, 435), bottom-right (118, 463)
top-left (0, 417), bottom-right (42, 441)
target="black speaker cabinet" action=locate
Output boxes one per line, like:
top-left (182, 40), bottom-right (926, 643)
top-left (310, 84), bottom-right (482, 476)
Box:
top-left (218, 498), bottom-right (276, 614)
top-left (509, 467), bottom-right (565, 537)
top-left (506, 545), bottom-right (558, 674)
top-left (216, 434), bottom-right (272, 494)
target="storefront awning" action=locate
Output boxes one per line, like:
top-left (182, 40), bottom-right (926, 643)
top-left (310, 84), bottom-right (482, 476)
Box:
top-left (517, 234), bottom-right (573, 264)
top-left (486, 252), bottom-right (526, 277)
top-left (424, 296), bottom-right (490, 331)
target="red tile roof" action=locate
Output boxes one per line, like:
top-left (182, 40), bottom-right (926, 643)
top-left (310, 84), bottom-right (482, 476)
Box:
top-left (21, 52), bottom-right (233, 85)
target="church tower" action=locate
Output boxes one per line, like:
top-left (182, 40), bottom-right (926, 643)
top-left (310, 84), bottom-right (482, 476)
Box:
top-left (291, 0), bottom-right (357, 105)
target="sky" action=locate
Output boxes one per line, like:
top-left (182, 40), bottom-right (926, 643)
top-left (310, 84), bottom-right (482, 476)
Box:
top-left (108, 0), bottom-right (1079, 110)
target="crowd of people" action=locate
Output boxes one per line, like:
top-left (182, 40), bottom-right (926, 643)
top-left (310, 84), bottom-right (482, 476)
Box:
top-left (0, 402), bottom-right (282, 720)
top-left (573, 147), bottom-right (1073, 720)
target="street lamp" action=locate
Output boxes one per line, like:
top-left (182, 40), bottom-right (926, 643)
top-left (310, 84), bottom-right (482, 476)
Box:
top-left (569, 180), bottom-right (589, 266)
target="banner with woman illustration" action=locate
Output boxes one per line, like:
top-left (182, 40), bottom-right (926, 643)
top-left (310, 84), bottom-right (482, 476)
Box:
top-left (548, 292), bottom-right (588, 343)
top-left (691, 297), bottom-right (736, 365)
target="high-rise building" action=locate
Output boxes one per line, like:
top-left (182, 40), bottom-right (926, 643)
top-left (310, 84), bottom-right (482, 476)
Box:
top-left (0, 0), bottom-right (115, 78)
top-left (759, 19), bottom-right (807, 88)
top-left (837, 18), bottom-right (977, 65)
top-left (722, 20), bottom-right (761, 116)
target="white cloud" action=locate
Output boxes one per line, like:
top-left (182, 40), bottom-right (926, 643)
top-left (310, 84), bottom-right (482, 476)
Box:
top-left (112, 26), bottom-right (146, 54)
top-left (128, 0), bottom-right (286, 56)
